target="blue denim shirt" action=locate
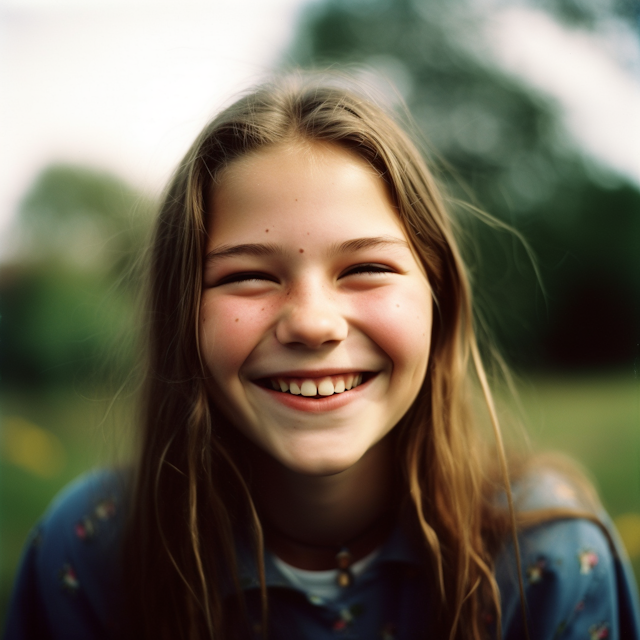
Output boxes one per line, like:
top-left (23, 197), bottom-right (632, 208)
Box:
top-left (4, 471), bottom-right (640, 639)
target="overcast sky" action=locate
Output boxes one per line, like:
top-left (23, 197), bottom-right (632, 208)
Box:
top-left (485, 6), bottom-right (640, 186)
top-left (1, 0), bottom-right (639, 260)
top-left (0, 0), bottom-right (306, 258)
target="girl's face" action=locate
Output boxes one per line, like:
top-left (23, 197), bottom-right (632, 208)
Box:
top-left (200, 142), bottom-right (432, 476)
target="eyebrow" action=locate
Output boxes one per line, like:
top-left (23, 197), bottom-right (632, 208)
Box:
top-left (330, 236), bottom-right (409, 255)
top-left (204, 236), bottom-right (410, 265)
top-left (204, 242), bottom-right (281, 264)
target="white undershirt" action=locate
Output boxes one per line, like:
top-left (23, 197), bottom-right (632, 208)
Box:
top-left (272, 547), bottom-right (381, 602)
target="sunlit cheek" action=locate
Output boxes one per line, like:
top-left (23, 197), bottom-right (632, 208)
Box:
top-left (199, 295), bottom-right (274, 380)
top-left (357, 286), bottom-right (433, 380)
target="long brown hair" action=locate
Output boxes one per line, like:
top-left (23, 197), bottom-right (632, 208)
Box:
top-left (122, 74), bottom-right (595, 640)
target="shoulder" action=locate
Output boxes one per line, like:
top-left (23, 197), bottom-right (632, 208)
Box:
top-left (4, 470), bottom-right (128, 640)
top-left (43, 469), bottom-right (125, 530)
top-left (496, 471), bottom-right (640, 639)
top-left (37, 470), bottom-right (127, 589)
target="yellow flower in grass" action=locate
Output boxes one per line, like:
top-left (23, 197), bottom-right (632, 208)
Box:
top-left (614, 513), bottom-right (640, 559)
top-left (1, 416), bottom-right (66, 478)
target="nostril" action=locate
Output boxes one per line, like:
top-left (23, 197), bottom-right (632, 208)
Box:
top-left (275, 308), bottom-right (348, 347)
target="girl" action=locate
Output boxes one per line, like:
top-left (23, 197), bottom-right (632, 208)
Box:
top-left (4, 75), bottom-right (640, 640)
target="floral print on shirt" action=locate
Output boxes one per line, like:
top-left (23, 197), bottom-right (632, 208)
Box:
top-left (74, 497), bottom-right (116, 543)
top-left (4, 471), bottom-right (638, 640)
top-left (59, 563), bottom-right (79, 594)
top-left (526, 556), bottom-right (547, 584)
top-left (579, 549), bottom-right (599, 575)
top-left (332, 604), bottom-right (365, 632)
top-left (589, 622), bottom-right (610, 639)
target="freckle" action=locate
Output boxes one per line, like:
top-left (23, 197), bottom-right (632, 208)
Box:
top-left (396, 304), bottom-right (400, 308)
top-left (261, 308), bottom-right (264, 311)
top-left (299, 248), bottom-right (304, 253)
top-left (235, 318), bottom-right (239, 322)
top-left (306, 232), bottom-right (310, 235)
top-left (265, 229), bottom-right (269, 233)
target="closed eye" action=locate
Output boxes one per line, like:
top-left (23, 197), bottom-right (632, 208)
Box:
top-left (213, 272), bottom-right (278, 287)
top-left (340, 263), bottom-right (396, 277)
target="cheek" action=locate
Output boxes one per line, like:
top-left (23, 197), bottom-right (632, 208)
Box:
top-left (355, 285), bottom-right (432, 374)
top-left (199, 296), bottom-right (272, 380)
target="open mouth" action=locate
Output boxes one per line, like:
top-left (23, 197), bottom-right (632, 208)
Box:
top-left (256, 372), bottom-right (376, 398)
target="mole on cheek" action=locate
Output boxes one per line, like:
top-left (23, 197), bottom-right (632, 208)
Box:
top-left (235, 318), bottom-right (239, 323)
top-left (299, 248), bottom-right (304, 253)
top-left (265, 229), bottom-right (269, 233)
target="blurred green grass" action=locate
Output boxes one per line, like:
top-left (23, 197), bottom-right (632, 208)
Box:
top-left (0, 387), bottom-right (134, 624)
top-left (1, 374), bottom-right (639, 627)
top-left (507, 373), bottom-right (640, 583)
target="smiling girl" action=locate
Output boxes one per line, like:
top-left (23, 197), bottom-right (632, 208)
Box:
top-left (4, 76), bottom-right (640, 640)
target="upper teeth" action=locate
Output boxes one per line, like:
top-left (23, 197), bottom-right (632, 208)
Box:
top-left (269, 374), bottom-right (363, 396)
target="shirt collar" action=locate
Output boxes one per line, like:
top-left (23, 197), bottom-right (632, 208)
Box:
top-left (229, 504), bottom-right (428, 596)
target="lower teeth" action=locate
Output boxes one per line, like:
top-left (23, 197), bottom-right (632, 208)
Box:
top-left (283, 390), bottom-right (343, 397)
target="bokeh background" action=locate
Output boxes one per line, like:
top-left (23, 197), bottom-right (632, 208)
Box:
top-left (1, 0), bottom-right (640, 624)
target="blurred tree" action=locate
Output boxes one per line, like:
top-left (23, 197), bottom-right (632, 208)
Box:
top-left (0, 165), bottom-right (154, 388)
top-left (17, 165), bottom-right (151, 277)
top-left (286, 0), bottom-right (640, 370)
top-left (535, 0), bottom-right (639, 31)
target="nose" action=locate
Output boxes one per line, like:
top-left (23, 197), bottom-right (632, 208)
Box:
top-left (275, 283), bottom-right (348, 348)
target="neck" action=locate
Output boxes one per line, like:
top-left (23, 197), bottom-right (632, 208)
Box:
top-left (248, 435), bottom-right (398, 570)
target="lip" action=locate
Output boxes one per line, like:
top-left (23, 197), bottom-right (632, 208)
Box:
top-left (252, 368), bottom-right (372, 379)
top-left (253, 373), bottom-right (377, 413)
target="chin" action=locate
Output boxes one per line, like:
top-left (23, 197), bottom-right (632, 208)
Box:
top-left (278, 445), bottom-right (365, 477)
top-left (284, 459), bottom-right (359, 477)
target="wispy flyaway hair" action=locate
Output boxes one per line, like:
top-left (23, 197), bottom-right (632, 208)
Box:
top-left (122, 73), bottom-right (596, 640)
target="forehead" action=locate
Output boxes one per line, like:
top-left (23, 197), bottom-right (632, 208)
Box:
top-left (206, 142), bottom-right (407, 248)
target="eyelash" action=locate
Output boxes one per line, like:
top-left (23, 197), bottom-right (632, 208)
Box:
top-left (214, 264), bottom-right (395, 287)
top-left (215, 272), bottom-right (276, 286)
top-left (341, 264), bottom-right (395, 277)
